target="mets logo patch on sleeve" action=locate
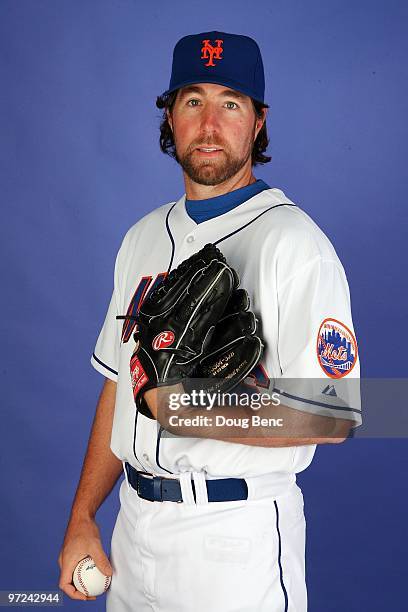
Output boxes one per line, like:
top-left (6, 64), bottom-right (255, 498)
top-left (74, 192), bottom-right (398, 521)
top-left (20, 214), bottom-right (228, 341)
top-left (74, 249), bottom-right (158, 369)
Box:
top-left (316, 318), bottom-right (358, 378)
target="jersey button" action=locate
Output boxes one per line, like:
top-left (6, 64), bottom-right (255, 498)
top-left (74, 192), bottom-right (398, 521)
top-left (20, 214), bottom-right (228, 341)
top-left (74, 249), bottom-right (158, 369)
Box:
top-left (186, 235), bottom-right (195, 243)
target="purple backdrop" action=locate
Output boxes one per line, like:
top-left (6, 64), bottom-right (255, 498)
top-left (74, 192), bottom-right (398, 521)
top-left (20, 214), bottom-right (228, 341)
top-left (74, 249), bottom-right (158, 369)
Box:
top-left (1, 0), bottom-right (407, 609)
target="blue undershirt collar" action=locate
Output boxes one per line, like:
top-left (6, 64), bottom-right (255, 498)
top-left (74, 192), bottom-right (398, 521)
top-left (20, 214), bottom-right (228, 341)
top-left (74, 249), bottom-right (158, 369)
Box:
top-left (185, 179), bottom-right (271, 224)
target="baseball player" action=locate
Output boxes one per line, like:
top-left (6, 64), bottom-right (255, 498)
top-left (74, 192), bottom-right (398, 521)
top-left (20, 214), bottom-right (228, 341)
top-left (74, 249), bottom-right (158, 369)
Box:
top-left (58, 31), bottom-right (361, 611)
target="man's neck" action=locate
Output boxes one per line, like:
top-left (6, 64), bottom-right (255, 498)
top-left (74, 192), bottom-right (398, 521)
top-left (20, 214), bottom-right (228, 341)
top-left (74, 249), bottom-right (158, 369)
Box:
top-left (184, 169), bottom-right (257, 201)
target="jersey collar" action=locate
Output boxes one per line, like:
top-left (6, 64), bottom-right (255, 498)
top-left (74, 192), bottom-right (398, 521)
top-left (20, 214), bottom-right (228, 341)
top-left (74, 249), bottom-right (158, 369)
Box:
top-left (167, 187), bottom-right (295, 249)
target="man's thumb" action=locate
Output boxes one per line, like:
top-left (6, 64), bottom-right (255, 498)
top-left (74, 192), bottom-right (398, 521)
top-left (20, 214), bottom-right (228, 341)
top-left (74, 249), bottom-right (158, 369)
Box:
top-left (90, 551), bottom-right (113, 577)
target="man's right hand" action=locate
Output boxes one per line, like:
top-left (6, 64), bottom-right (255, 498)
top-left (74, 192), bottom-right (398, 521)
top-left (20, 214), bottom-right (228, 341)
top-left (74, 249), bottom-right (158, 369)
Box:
top-left (58, 516), bottom-right (113, 601)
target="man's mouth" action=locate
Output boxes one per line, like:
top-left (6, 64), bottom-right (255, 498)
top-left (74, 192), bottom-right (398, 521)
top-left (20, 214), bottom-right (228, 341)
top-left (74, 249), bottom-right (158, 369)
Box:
top-left (195, 146), bottom-right (223, 155)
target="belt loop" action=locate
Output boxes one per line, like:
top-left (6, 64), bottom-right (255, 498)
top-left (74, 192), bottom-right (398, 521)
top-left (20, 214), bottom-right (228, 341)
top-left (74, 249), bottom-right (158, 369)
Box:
top-left (179, 472), bottom-right (196, 505)
top-left (122, 461), bottom-right (131, 492)
top-left (192, 471), bottom-right (209, 505)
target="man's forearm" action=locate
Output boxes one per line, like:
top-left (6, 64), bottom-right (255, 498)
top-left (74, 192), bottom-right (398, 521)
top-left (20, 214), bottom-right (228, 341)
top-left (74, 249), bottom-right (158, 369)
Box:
top-left (69, 379), bottom-right (123, 523)
top-left (145, 385), bottom-right (352, 446)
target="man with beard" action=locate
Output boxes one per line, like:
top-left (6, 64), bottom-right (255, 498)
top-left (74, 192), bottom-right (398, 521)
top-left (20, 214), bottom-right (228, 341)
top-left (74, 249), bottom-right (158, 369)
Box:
top-left (58, 31), bottom-right (361, 611)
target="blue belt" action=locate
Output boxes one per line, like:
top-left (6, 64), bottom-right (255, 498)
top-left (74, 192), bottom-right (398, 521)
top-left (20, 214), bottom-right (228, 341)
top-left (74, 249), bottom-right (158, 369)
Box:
top-left (125, 462), bottom-right (248, 503)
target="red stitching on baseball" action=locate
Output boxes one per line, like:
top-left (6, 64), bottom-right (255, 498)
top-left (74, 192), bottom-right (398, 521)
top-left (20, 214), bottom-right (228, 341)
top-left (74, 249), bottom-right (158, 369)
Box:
top-left (76, 557), bottom-right (90, 597)
top-left (104, 574), bottom-right (111, 591)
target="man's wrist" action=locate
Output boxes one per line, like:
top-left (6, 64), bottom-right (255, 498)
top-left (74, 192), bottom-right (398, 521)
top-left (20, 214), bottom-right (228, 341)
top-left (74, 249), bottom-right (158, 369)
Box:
top-left (70, 507), bottom-right (96, 523)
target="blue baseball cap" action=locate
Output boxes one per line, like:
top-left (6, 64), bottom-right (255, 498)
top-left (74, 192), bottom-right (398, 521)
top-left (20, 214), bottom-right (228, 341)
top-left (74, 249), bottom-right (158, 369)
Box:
top-left (161, 30), bottom-right (268, 106)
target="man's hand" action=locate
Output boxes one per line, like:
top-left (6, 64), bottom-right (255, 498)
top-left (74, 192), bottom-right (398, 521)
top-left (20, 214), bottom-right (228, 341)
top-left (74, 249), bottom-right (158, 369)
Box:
top-left (58, 516), bottom-right (113, 601)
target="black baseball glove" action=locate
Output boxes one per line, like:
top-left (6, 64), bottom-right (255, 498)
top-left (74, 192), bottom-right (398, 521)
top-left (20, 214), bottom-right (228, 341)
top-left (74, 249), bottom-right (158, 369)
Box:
top-left (187, 286), bottom-right (263, 396)
top-left (127, 243), bottom-right (264, 419)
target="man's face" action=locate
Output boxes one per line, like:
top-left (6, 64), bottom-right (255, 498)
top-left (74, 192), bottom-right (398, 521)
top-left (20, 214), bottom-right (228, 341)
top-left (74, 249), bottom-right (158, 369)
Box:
top-left (166, 83), bottom-right (266, 186)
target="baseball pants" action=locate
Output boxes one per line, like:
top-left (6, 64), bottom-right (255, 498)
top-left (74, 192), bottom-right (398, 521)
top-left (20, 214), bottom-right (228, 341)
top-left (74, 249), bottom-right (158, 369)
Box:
top-left (106, 472), bottom-right (307, 611)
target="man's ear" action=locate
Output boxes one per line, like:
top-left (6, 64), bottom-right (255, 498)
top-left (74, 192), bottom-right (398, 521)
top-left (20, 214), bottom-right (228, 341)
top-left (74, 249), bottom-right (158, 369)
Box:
top-left (258, 107), bottom-right (268, 130)
top-left (166, 109), bottom-right (173, 132)
top-left (255, 107), bottom-right (267, 139)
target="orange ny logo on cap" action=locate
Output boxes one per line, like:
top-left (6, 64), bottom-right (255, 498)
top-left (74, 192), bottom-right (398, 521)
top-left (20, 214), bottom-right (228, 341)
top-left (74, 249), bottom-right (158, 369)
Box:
top-left (201, 39), bottom-right (223, 67)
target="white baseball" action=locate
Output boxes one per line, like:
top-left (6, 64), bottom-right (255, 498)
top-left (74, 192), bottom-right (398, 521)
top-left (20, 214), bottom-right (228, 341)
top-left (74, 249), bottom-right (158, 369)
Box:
top-left (73, 556), bottom-right (112, 597)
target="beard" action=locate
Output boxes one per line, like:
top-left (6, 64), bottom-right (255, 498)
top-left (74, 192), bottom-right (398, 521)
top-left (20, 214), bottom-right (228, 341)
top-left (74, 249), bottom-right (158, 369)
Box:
top-left (176, 135), bottom-right (254, 187)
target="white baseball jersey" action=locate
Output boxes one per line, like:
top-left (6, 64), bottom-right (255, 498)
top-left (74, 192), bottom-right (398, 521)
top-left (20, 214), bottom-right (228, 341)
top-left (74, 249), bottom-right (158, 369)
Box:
top-left (91, 187), bottom-right (361, 479)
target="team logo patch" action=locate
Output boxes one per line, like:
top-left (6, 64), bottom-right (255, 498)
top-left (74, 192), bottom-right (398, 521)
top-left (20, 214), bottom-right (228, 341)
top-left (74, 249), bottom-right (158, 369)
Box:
top-left (152, 331), bottom-right (175, 350)
top-left (201, 39), bottom-right (223, 67)
top-left (316, 318), bottom-right (358, 378)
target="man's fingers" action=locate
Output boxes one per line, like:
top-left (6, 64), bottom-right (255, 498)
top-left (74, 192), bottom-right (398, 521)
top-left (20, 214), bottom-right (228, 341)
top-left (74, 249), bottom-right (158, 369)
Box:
top-left (59, 578), bottom-right (97, 601)
top-left (59, 557), bottom-right (89, 600)
top-left (88, 547), bottom-right (113, 576)
top-left (59, 582), bottom-right (87, 601)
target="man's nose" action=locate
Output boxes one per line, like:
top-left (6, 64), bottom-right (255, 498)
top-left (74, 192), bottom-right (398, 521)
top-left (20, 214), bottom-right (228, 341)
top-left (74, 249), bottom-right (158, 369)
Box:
top-left (199, 103), bottom-right (221, 131)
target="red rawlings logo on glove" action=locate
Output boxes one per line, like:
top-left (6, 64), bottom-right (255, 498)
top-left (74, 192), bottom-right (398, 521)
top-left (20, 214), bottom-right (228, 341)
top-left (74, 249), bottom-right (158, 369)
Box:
top-left (130, 354), bottom-right (149, 398)
top-left (152, 331), bottom-right (175, 350)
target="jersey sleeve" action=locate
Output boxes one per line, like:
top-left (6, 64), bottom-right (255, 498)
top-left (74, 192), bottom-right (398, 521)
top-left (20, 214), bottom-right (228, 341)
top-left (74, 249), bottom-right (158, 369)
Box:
top-left (90, 242), bottom-right (124, 382)
top-left (274, 256), bottom-right (362, 429)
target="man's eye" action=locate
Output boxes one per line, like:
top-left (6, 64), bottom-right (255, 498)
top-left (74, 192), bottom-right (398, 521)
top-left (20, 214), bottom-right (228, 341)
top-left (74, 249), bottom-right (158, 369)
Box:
top-left (186, 99), bottom-right (238, 109)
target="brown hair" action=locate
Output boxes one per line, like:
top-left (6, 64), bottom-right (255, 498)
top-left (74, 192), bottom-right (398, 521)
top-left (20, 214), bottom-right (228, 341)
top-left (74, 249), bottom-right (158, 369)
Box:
top-left (155, 90), bottom-right (272, 166)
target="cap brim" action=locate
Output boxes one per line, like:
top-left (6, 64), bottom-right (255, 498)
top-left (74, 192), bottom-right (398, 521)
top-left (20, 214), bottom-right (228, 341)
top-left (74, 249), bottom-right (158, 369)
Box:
top-left (160, 76), bottom-right (269, 107)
